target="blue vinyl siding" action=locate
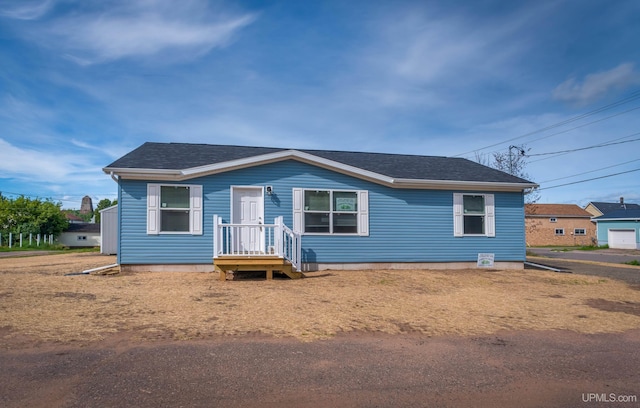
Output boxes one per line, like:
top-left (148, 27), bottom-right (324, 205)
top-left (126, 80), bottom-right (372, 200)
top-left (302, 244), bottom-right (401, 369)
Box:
top-left (118, 160), bottom-right (526, 265)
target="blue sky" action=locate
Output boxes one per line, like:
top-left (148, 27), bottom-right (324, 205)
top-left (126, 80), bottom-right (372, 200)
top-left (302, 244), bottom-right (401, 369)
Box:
top-left (1, 0), bottom-right (639, 209)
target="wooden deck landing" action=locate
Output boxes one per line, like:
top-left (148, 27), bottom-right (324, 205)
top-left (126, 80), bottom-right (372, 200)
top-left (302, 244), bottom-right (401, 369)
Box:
top-left (214, 256), bottom-right (304, 281)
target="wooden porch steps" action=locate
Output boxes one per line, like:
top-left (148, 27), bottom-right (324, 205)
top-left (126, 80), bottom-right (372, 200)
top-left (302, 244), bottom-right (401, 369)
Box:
top-left (214, 256), bottom-right (304, 281)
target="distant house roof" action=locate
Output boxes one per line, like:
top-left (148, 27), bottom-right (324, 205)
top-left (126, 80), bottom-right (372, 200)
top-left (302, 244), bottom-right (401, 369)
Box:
top-left (587, 201), bottom-right (640, 214)
top-left (65, 223), bottom-right (100, 233)
top-left (63, 212), bottom-right (84, 223)
top-left (104, 142), bottom-right (537, 191)
top-left (593, 209), bottom-right (640, 221)
top-left (525, 204), bottom-right (592, 218)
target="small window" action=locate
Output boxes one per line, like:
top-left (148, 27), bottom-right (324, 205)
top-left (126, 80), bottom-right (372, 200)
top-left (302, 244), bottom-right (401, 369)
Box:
top-left (463, 195), bottom-right (485, 235)
top-left (574, 228), bottom-right (586, 236)
top-left (453, 193), bottom-right (495, 237)
top-left (147, 184), bottom-right (203, 235)
top-left (555, 228), bottom-right (564, 236)
top-left (550, 218), bottom-right (557, 223)
top-left (77, 236), bottom-right (87, 241)
top-left (160, 186), bottom-right (190, 232)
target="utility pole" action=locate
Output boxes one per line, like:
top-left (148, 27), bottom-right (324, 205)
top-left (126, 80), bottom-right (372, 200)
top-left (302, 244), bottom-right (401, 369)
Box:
top-left (508, 145), bottom-right (526, 175)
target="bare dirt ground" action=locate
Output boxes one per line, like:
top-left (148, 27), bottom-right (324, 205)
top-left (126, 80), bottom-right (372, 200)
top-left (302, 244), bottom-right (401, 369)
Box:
top-left (1, 253), bottom-right (639, 407)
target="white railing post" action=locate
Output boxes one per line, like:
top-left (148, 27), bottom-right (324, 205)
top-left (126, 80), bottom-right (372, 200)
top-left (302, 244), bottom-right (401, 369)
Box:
top-left (213, 214), bottom-right (220, 258)
top-left (274, 216), bottom-right (283, 256)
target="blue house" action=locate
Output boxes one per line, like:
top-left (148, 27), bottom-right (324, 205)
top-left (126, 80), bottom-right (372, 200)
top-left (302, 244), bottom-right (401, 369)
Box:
top-left (593, 209), bottom-right (640, 249)
top-left (103, 142), bottom-right (537, 277)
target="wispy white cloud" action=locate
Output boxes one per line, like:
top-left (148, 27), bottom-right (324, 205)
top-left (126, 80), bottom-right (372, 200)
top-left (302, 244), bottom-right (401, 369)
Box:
top-left (553, 63), bottom-right (640, 105)
top-left (0, 0), bottom-right (53, 20)
top-left (27, 0), bottom-right (257, 64)
top-left (0, 138), bottom-right (84, 180)
top-left (349, 3), bottom-right (552, 110)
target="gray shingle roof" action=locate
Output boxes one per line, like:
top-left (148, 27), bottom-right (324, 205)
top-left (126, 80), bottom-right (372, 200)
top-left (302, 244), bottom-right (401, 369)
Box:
top-left (106, 142), bottom-right (534, 184)
top-left (589, 201), bottom-right (640, 214)
top-left (593, 209), bottom-right (640, 220)
top-left (65, 223), bottom-right (100, 233)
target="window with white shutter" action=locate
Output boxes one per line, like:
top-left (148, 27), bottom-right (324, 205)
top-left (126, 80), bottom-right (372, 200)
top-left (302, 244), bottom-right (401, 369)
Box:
top-left (147, 183), bottom-right (203, 235)
top-left (453, 193), bottom-right (495, 237)
top-left (293, 188), bottom-right (369, 236)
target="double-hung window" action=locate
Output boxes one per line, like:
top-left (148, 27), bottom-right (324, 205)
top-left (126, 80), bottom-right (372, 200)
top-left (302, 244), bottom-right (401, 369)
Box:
top-left (453, 193), bottom-right (495, 237)
top-left (147, 184), bottom-right (203, 235)
top-left (293, 189), bottom-right (369, 235)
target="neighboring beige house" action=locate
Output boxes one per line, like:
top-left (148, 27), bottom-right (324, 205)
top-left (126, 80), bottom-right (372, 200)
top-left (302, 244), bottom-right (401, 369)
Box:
top-left (525, 204), bottom-right (596, 246)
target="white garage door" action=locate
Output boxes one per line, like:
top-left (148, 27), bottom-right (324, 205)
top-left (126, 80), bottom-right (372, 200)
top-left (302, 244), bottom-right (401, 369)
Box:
top-left (608, 229), bottom-right (637, 249)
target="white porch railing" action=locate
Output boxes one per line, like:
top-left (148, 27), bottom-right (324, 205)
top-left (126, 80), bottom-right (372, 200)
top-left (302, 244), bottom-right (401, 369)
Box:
top-left (213, 215), bottom-right (301, 271)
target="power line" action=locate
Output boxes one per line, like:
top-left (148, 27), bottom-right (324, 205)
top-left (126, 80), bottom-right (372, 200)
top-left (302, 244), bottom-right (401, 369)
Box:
top-left (526, 133), bottom-right (640, 157)
top-left (539, 158), bottom-right (640, 183)
top-left (471, 106), bottom-right (640, 162)
top-left (528, 131), bottom-right (640, 163)
top-left (539, 168), bottom-right (640, 191)
top-left (454, 90), bottom-right (640, 157)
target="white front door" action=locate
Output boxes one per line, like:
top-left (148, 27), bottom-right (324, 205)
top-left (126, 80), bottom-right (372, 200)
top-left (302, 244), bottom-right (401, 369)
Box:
top-left (232, 187), bottom-right (264, 253)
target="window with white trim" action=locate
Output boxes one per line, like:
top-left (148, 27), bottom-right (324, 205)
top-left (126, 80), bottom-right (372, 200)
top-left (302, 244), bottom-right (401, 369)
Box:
top-left (147, 184), bottom-right (203, 235)
top-left (550, 217), bottom-right (557, 223)
top-left (292, 188), bottom-right (369, 235)
top-left (555, 228), bottom-right (564, 236)
top-left (574, 228), bottom-right (586, 235)
top-left (453, 193), bottom-right (495, 237)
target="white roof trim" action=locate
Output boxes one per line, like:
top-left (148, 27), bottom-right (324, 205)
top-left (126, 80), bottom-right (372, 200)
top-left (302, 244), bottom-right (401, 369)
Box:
top-left (595, 217), bottom-right (640, 221)
top-left (103, 149), bottom-right (538, 191)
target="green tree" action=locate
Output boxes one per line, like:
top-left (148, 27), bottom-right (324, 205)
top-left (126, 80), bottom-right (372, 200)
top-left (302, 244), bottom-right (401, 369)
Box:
top-left (94, 198), bottom-right (117, 223)
top-left (0, 196), bottom-right (68, 238)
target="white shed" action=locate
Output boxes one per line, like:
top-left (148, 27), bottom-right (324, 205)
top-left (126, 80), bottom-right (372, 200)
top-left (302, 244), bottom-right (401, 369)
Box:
top-left (100, 204), bottom-right (118, 255)
top-left (58, 223), bottom-right (101, 247)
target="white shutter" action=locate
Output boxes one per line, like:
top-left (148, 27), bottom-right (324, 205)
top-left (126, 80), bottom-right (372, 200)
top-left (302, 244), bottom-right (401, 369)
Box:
top-left (190, 185), bottom-right (203, 235)
top-left (453, 193), bottom-right (463, 237)
top-left (485, 194), bottom-right (495, 237)
top-left (358, 190), bottom-right (369, 236)
top-left (292, 188), bottom-right (303, 233)
top-left (147, 184), bottom-right (160, 235)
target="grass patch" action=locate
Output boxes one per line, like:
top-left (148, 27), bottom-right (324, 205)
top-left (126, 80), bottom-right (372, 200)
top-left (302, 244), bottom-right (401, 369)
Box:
top-left (624, 260), bottom-right (640, 266)
top-left (0, 245), bottom-right (99, 253)
top-left (576, 245), bottom-right (609, 251)
top-left (547, 245), bottom-right (609, 252)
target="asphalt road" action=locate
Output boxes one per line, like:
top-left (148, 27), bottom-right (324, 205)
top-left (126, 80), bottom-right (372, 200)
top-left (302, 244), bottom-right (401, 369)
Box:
top-left (2, 329), bottom-right (639, 408)
top-left (526, 248), bottom-right (640, 285)
top-left (528, 248), bottom-right (640, 264)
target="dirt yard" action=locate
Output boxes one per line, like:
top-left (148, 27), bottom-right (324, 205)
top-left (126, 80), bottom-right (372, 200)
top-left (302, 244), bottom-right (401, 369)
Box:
top-left (1, 252), bottom-right (639, 347)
